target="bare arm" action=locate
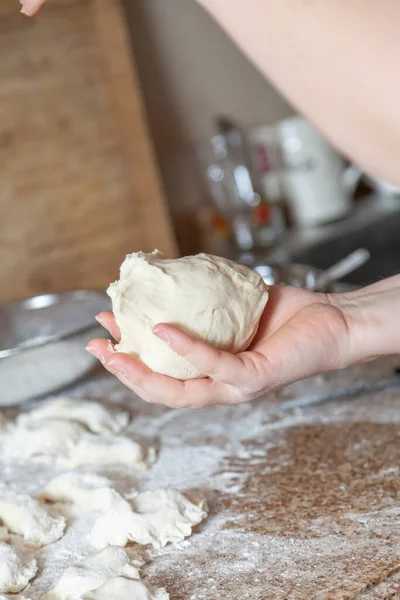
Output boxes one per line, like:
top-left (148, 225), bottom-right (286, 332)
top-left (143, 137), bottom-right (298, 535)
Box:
top-left (22, 0), bottom-right (400, 185)
top-left (197, 0), bottom-right (400, 186)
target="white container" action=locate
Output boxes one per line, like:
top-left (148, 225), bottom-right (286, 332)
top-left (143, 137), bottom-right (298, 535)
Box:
top-left (278, 116), bottom-right (351, 228)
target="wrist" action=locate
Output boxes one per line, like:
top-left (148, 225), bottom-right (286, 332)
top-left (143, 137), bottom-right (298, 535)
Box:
top-left (334, 275), bottom-right (400, 363)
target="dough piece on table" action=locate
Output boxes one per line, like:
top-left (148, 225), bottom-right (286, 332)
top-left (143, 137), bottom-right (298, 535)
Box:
top-left (42, 546), bottom-right (143, 600)
top-left (63, 433), bottom-right (151, 471)
top-left (108, 251), bottom-right (269, 380)
top-left (82, 577), bottom-right (169, 600)
top-left (0, 542), bottom-right (37, 593)
top-left (1, 420), bottom-right (85, 463)
top-left (91, 488), bottom-right (207, 550)
top-left (40, 473), bottom-right (123, 513)
top-left (2, 421), bottom-right (151, 471)
top-left (17, 398), bottom-right (129, 435)
top-left (0, 491), bottom-right (65, 547)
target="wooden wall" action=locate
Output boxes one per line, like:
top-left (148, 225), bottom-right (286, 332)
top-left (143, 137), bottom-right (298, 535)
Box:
top-left (0, 0), bottom-right (177, 303)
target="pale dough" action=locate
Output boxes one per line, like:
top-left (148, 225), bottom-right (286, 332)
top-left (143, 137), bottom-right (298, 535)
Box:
top-left (17, 398), bottom-right (129, 435)
top-left (108, 251), bottom-right (269, 379)
top-left (90, 488), bottom-right (207, 550)
top-left (0, 491), bottom-right (65, 547)
top-left (1, 420), bottom-right (85, 463)
top-left (82, 577), bottom-right (169, 600)
top-left (0, 542), bottom-right (37, 593)
top-left (64, 433), bottom-right (151, 471)
top-left (42, 546), bottom-right (143, 600)
top-left (40, 472), bottom-right (123, 513)
top-left (2, 421), bottom-right (150, 471)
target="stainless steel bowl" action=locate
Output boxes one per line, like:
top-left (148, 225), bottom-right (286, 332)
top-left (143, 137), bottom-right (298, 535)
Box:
top-left (0, 290), bottom-right (111, 407)
top-left (252, 263), bottom-right (356, 292)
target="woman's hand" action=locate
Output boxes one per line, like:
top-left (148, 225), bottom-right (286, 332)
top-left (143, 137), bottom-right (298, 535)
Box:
top-left (86, 284), bottom-right (374, 409)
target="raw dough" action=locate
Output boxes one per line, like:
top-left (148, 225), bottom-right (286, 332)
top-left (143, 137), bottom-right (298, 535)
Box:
top-left (0, 491), bottom-right (65, 547)
top-left (0, 542), bottom-right (37, 593)
top-left (42, 546), bottom-right (143, 600)
top-left (108, 251), bottom-right (269, 379)
top-left (40, 473), bottom-right (123, 513)
top-left (82, 577), bottom-right (169, 600)
top-left (91, 488), bottom-right (207, 549)
top-left (2, 421), bottom-right (151, 471)
top-left (17, 398), bottom-right (129, 435)
top-left (1, 420), bottom-right (85, 463)
top-left (64, 433), bottom-right (151, 471)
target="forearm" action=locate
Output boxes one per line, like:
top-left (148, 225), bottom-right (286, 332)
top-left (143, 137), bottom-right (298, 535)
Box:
top-left (197, 0), bottom-right (400, 186)
top-left (335, 275), bottom-right (400, 363)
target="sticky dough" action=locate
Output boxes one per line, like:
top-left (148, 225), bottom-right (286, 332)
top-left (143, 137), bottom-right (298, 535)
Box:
top-left (90, 488), bottom-right (207, 550)
top-left (83, 577), bottom-right (169, 600)
top-left (17, 398), bottom-right (129, 435)
top-left (2, 400), bottom-right (150, 471)
top-left (42, 546), bottom-right (143, 600)
top-left (40, 472), bottom-right (122, 513)
top-left (0, 491), bottom-right (65, 547)
top-left (108, 251), bottom-right (269, 380)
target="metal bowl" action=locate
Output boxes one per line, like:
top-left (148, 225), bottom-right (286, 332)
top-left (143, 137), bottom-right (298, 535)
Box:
top-left (252, 263), bottom-right (356, 292)
top-left (0, 290), bottom-right (111, 407)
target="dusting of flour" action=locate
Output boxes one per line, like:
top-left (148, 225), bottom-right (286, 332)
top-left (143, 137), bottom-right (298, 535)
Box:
top-left (1, 359), bottom-right (399, 599)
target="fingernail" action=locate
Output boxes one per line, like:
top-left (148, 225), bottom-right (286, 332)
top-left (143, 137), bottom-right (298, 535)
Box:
top-left (86, 346), bottom-right (106, 365)
top-left (95, 315), bottom-right (108, 328)
top-left (153, 327), bottom-right (170, 344)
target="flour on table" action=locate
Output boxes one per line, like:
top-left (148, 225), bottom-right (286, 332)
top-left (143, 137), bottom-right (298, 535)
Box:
top-left (0, 541), bottom-right (37, 593)
top-left (42, 546), bottom-right (143, 600)
top-left (40, 473), bottom-right (123, 514)
top-left (0, 491), bottom-right (65, 547)
top-left (17, 398), bottom-right (129, 435)
top-left (82, 576), bottom-right (169, 600)
top-left (90, 488), bottom-right (207, 550)
top-left (0, 595), bottom-right (32, 600)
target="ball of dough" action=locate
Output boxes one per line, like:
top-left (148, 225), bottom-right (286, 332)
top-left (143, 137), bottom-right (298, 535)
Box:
top-left (108, 251), bottom-right (269, 380)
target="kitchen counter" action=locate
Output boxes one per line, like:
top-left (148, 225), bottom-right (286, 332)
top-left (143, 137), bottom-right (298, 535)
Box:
top-left (59, 355), bottom-right (400, 600)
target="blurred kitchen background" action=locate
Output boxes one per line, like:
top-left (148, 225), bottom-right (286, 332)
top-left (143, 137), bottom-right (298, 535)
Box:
top-left (1, 0), bottom-right (400, 306)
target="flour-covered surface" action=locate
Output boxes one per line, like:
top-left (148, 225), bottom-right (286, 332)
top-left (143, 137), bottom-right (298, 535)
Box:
top-left (1, 356), bottom-right (400, 600)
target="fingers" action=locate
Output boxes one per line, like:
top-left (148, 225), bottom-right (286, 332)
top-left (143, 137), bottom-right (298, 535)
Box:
top-left (86, 338), bottom-right (234, 408)
top-left (95, 311), bottom-right (121, 342)
top-left (20, 0), bottom-right (46, 16)
top-left (153, 323), bottom-right (269, 390)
